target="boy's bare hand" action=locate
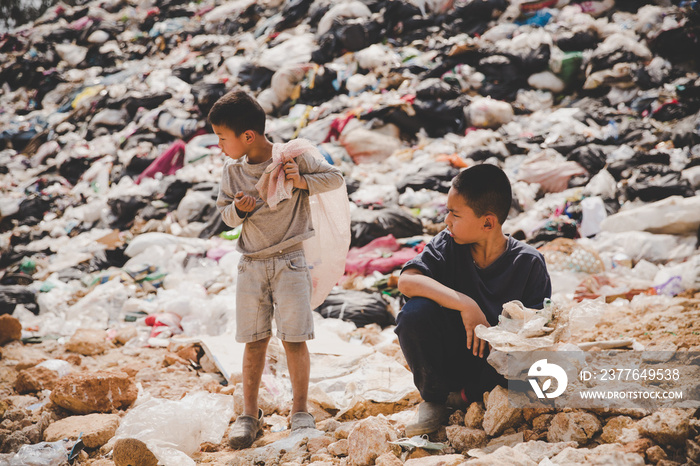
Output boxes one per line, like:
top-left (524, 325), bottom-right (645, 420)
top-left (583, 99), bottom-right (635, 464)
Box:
top-left (283, 160), bottom-right (308, 190)
top-left (234, 192), bottom-right (256, 213)
top-left (460, 306), bottom-right (490, 358)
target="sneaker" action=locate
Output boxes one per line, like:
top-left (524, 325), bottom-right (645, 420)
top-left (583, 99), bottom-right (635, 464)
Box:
top-left (446, 388), bottom-right (470, 411)
top-left (290, 412), bottom-right (316, 431)
top-left (229, 408), bottom-right (264, 449)
top-left (404, 402), bottom-right (448, 437)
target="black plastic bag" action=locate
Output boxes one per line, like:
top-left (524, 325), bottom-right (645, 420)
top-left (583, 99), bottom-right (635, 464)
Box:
top-left (566, 144), bottom-right (607, 176)
top-left (0, 285), bottom-right (37, 316)
top-left (351, 206), bottom-right (423, 247)
top-left (396, 163), bottom-right (459, 193)
top-left (314, 289), bottom-right (395, 328)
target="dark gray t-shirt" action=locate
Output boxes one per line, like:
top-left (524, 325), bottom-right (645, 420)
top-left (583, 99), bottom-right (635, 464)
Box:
top-left (402, 231), bottom-right (552, 325)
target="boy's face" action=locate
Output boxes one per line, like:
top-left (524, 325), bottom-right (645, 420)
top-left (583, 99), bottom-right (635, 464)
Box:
top-left (445, 187), bottom-right (487, 245)
top-left (212, 124), bottom-right (249, 160)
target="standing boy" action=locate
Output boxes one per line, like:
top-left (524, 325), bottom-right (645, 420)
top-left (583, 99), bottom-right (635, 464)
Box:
top-left (395, 163), bottom-right (551, 436)
top-left (209, 90), bottom-right (344, 449)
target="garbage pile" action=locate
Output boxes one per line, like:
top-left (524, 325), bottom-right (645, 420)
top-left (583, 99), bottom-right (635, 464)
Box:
top-left (1, 0), bottom-right (700, 464)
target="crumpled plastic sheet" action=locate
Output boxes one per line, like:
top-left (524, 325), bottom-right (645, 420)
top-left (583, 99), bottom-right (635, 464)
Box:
top-left (113, 391), bottom-right (234, 466)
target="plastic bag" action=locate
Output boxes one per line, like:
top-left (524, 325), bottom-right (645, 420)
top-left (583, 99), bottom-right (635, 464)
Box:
top-left (314, 289), bottom-right (395, 328)
top-left (466, 97), bottom-right (514, 128)
top-left (9, 439), bottom-right (70, 466)
top-left (339, 120), bottom-right (402, 164)
top-left (114, 392), bottom-right (234, 466)
top-left (600, 195), bottom-right (700, 235)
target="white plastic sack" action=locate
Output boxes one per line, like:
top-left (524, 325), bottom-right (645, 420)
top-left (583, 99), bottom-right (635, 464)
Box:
top-left (55, 43), bottom-right (88, 67)
top-left (258, 34), bottom-right (315, 71)
top-left (528, 71), bottom-right (565, 93)
top-left (124, 232), bottom-right (209, 257)
top-left (579, 196), bottom-right (607, 237)
top-left (317, 1), bottom-right (372, 36)
top-left (515, 150), bottom-right (587, 193)
top-left (600, 195), bottom-right (700, 235)
top-left (114, 392), bottom-right (234, 466)
top-left (355, 44), bottom-right (401, 70)
top-left (583, 169), bottom-right (617, 199)
top-left (467, 97), bottom-right (514, 128)
top-left (339, 120), bottom-right (401, 164)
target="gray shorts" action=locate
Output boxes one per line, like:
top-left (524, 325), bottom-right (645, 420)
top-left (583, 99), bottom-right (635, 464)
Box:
top-left (235, 249), bottom-right (314, 343)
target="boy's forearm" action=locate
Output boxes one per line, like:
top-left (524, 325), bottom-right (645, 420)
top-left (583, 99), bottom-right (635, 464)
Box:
top-left (303, 169), bottom-right (343, 195)
top-left (398, 273), bottom-right (479, 314)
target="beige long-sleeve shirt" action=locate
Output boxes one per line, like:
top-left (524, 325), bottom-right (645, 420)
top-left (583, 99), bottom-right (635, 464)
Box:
top-left (216, 151), bottom-right (344, 258)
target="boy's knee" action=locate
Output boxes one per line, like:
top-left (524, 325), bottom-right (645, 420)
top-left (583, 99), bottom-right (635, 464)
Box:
top-left (396, 297), bottom-right (441, 329)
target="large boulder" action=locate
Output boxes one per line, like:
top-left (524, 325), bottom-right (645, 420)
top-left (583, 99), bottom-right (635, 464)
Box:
top-left (347, 415), bottom-right (398, 466)
top-left (547, 412), bottom-right (601, 446)
top-left (50, 371), bottom-right (137, 414)
top-left (44, 413), bottom-right (119, 448)
top-left (482, 385), bottom-right (523, 437)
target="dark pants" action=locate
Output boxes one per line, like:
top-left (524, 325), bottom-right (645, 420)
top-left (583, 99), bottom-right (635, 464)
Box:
top-left (395, 297), bottom-right (506, 404)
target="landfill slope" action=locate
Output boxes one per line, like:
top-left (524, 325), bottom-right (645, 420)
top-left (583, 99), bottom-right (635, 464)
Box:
top-left (1, 0), bottom-right (700, 465)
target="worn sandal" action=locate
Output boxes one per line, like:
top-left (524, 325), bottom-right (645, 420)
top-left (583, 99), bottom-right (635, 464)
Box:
top-left (229, 408), bottom-right (264, 449)
top-left (290, 411), bottom-right (316, 431)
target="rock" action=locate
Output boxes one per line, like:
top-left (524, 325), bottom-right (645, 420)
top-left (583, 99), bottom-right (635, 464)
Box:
top-left (307, 436), bottom-right (333, 454)
top-left (334, 422), bottom-right (356, 440)
top-left (600, 416), bottom-right (634, 443)
top-left (512, 440), bottom-right (577, 463)
top-left (0, 315), bottom-right (22, 345)
top-left (309, 451), bottom-right (333, 462)
top-left (65, 328), bottom-right (110, 356)
top-left (622, 438), bottom-right (653, 456)
top-left (403, 454), bottom-right (467, 465)
top-left (44, 413), bottom-right (119, 448)
top-left (318, 418), bottom-right (341, 434)
top-left (327, 439), bottom-right (348, 457)
top-left (445, 426), bottom-right (487, 453)
top-left (482, 385), bottom-right (523, 437)
top-left (522, 408), bottom-right (554, 423)
top-left (50, 371), bottom-right (137, 414)
top-left (113, 326), bottom-right (138, 345)
top-left (347, 415), bottom-right (398, 466)
top-left (448, 410), bottom-right (464, 426)
top-left (467, 446), bottom-right (537, 466)
top-left (465, 402), bottom-right (485, 429)
top-left (637, 409), bottom-right (692, 446)
top-left (646, 445), bottom-right (668, 463)
top-left (531, 414), bottom-right (554, 433)
top-left (375, 451), bottom-right (403, 466)
top-left (547, 411), bottom-right (601, 446)
top-left (550, 446), bottom-right (588, 463)
top-left (687, 439), bottom-right (700, 463)
top-left (656, 460), bottom-right (682, 466)
top-left (584, 444), bottom-right (645, 465)
top-left (14, 366), bottom-right (59, 394)
top-left (113, 438), bottom-right (158, 466)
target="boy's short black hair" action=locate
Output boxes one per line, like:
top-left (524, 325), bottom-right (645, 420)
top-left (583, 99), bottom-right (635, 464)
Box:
top-left (207, 90), bottom-right (266, 135)
top-left (452, 163), bottom-right (512, 225)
